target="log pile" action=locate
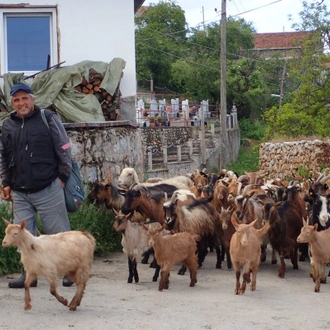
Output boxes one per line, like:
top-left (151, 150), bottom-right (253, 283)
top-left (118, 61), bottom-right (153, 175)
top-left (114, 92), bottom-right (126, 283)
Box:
top-left (75, 69), bottom-right (120, 121)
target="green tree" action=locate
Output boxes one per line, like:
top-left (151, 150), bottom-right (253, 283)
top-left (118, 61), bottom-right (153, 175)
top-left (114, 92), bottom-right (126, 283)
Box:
top-left (264, 1), bottom-right (330, 138)
top-left (135, 1), bottom-right (187, 91)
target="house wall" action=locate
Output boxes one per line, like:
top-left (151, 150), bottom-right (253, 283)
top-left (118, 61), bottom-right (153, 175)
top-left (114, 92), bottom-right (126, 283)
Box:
top-left (0, 0), bottom-right (137, 120)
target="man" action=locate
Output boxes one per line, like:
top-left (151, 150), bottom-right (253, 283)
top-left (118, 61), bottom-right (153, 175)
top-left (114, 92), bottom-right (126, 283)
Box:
top-left (0, 82), bottom-right (73, 288)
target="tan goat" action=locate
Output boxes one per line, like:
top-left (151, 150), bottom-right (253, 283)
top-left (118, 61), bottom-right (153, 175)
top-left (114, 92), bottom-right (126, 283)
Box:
top-left (143, 224), bottom-right (199, 291)
top-left (229, 217), bottom-right (269, 295)
top-left (2, 219), bottom-right (95, 311)
top-left (297, 222), bottom-right (330, 292)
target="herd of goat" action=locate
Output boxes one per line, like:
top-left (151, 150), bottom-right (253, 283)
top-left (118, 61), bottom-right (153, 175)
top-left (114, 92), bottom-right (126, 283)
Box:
top-left (3, 166), bottom-right (330, 311)
top-left (88, 167), bottom-right (330, 295)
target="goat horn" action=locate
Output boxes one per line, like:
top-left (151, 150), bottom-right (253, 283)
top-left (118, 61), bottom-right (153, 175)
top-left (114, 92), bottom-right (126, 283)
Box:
top-left (319, 174), bottom-right (330, 184)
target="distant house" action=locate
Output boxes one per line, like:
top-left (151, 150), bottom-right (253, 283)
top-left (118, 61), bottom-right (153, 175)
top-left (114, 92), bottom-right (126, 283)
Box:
top-left (0, 0), bottom-right (146, 122)
top-left (252, 32), bottom-right (312, 59)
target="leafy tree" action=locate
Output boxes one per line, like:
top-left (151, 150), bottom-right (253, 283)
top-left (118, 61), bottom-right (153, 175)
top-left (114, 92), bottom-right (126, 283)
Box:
top-left (264, 1), bottom-right (330, 138)
top-left (135, 1), bottom-right (187, 91)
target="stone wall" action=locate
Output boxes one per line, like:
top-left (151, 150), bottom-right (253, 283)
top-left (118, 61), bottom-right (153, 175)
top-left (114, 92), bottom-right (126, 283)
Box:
top-left (66, 121), bottom-right (145, 183)
top-left (43, 121), bottom-right (240, 184)
top-left (259, 139), bottom-right (330, 179)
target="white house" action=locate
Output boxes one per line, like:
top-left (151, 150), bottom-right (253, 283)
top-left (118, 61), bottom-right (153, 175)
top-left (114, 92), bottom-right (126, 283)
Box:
top-left (0, 0), bottom-right (145, 122)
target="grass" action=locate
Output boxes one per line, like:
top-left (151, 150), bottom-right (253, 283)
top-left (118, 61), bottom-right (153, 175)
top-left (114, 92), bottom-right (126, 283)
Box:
top-left (227, 144), bottom-right (260, 175)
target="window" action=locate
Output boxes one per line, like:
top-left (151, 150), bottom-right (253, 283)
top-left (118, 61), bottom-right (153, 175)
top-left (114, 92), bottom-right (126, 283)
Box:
top-left (0, 7), bottom-right (58, 75)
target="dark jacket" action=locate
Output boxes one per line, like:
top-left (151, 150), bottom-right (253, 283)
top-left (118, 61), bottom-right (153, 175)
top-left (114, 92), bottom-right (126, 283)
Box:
top-left (0, 106), bottom-right (71, 193)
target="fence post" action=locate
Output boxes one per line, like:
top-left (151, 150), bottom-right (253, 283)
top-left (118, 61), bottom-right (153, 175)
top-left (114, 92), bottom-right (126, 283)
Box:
top-left (163, 146), bottom-right (168, 165)
top-left (148, 150), bottom-right (153, 170)
top-left (188, 140), bottom-right (193, 157)
top-left (177, 145), bottom-right (182, 162)
top-left (210, 123), bottom-right (215, 135)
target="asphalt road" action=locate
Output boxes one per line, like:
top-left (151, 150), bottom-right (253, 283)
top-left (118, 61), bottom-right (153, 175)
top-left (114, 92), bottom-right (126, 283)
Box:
top-left (0, 250), bottom-right (329, 330)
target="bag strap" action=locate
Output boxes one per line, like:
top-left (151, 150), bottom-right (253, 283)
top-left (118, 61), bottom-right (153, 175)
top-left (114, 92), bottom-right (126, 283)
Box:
top-left (40, 109), bottom-right (49, 129)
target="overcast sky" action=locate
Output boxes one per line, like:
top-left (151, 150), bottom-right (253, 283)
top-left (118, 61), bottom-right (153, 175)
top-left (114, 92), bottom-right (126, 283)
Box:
top-left (143, 0), bottom-right (305, 33)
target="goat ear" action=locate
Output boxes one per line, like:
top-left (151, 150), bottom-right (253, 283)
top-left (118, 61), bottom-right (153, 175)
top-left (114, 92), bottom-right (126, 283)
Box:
top-left (302, 217), bottom-right (307, 226)
top-left (142, 224), bottom-right (149, 231)
top-left (158, 224), bottom-right (165, 232)
top-left (112, 208), bottom-right (118, 216)
top-left (313, 223), bottom-right (318, 231)
top-left (2, 217), bottom-right (10, 226)
top-left (20, 220), bottom-right (26, 229)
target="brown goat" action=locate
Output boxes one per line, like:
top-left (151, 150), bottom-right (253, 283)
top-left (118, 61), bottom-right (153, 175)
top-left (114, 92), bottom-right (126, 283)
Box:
top-left (218, 206), bottom-right (236, 269)
top-left (230, 217), bottom-right (269, 295)
top-left (297, 222), bottom-right (330, 292)
top-left (88, 181), bottom-right (125, 212)
top-left (2, 219), bottom-right (95, 311)
top-left (143, 224), bottom-right (199, 291)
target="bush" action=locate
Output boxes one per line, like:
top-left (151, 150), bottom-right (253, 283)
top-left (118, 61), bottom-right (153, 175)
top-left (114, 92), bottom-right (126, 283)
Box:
top-left (239, 119), bottom-right (266, 141)
top-left (0, 203), bottom-right (21, 275)
top-left (68, 201), bottom-right (122, 256)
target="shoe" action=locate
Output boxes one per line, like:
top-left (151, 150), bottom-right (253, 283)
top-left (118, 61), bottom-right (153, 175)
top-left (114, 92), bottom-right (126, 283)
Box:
top-left (62, 276), bottom-right (74, 287)
top-left (8, 271), bottom-right (37, 289)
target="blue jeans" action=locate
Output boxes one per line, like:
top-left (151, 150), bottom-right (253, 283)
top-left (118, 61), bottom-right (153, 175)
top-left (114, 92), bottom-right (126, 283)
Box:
top-left (13, 178), bottom-right (70, 235)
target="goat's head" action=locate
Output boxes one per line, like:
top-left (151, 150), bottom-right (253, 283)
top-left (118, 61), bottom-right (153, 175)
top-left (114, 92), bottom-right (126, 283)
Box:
top-left (2, 218), bottom-right (26, 248)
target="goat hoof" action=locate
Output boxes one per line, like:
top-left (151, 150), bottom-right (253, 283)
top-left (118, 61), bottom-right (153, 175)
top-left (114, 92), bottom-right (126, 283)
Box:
top-left (24, 304), bottom-right (32, 311)
top-left (271, 260), bottom-right (277, 264)
top-left (69, 305), bottom-right (77, 311)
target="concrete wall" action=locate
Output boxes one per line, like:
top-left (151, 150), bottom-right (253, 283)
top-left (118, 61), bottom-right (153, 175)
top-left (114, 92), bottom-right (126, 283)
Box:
top-left (259, 139), bottom-right (330, 179)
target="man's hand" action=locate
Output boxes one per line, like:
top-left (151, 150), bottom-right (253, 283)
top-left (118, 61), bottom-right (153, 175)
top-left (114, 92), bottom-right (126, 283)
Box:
top-left (1, 186), bottom-right (12, 202)
top-left (58, 178), bottom-right (65, 188)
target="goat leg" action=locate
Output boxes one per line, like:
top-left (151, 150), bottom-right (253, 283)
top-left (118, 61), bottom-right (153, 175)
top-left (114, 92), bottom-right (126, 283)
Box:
top-left (178, 264), bottom-right (187, 275)
top-left (24, 272), bottom-right (36, 311)
top-left (159, 270), bottom-right (167, 291)
top-left (234, 269), bottom-right (241, 295)
top-left (314, 263), bottom-right (321, 292)
top-left (320, 263), bottom-right (327, 284)
top-left (127, 257), bottom-right (134, 283)
top-left (49, 282), bottom-right (68, 307)
top-left (68, 282), bottom-right (86, 311)
top-left (278, 255), bottom-right (286, 278)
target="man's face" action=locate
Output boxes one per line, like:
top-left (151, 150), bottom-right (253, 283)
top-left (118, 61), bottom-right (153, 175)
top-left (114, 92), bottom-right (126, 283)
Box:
top-left (11, 90), bottom-right (34, 118)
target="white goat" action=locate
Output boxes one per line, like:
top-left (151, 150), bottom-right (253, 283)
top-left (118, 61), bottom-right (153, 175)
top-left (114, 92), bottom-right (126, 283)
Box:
top-left (117, 167), bottom-right (194, 190)
top-left (2, 218), bottom-right (95, 311)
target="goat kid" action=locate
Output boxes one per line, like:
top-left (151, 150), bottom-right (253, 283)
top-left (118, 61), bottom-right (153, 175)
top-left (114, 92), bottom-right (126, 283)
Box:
top-left (113, 210), bottom-right (163, 283)
top-left (230, 217), bottom-right (269, 295)
top-left (143, 224), bottom-right (199, 291)
top-left (2, 219), bottom-right (95, 311)
top-left (297, 222), bottom-right (330, 292)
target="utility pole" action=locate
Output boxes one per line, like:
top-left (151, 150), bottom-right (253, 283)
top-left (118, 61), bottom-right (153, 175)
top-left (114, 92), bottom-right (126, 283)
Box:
top-left (219, 0), bottom-right (229, 170)
top-left (202, 6), bottom-right (206, 31)
top-left (279, 61), bottom-right (287, 109)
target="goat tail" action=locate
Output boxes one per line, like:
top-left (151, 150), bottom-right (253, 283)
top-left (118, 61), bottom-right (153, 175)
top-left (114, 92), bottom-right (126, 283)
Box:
top-left (81, 230), bottom-right (96, 244)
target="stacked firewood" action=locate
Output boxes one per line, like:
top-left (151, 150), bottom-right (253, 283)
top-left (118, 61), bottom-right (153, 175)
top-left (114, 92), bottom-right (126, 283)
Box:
top-left (75, 69), bottom-right (120, 121)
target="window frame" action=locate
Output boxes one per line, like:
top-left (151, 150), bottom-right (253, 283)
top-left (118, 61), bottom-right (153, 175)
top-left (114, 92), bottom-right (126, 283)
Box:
top-left (0, 7), bottom-right (58, 76)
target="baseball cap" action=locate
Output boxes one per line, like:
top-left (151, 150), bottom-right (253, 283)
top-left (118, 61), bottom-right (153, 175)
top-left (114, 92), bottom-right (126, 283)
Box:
top-left (10, 83), bottom-right (33, 96)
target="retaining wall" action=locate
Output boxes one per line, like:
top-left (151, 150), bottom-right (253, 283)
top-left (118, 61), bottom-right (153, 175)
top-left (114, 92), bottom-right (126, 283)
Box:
top-left (259, 139), bottom-right (330, 179)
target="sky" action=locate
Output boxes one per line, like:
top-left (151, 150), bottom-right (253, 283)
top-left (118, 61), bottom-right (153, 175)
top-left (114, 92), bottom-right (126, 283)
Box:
top-left (143, 0), bottom-right (305, 33)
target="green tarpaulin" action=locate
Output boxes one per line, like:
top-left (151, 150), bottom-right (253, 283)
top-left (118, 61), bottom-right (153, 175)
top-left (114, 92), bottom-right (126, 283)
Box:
top-left (0, 58), bottom-right (126, 124)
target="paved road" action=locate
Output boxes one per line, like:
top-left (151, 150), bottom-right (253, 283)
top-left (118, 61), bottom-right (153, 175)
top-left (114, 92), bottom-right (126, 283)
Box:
top-left (0, 250), bottom-right (329, 330)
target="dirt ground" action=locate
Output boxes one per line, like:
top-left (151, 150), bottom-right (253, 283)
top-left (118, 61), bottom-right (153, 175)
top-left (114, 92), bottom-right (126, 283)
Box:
top-left (0, 250), bottom-right (329, 330)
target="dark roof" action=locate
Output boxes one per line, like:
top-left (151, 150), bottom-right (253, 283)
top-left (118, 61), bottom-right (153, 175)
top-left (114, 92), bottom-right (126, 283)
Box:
top-left (134, 0), bottom-right (146, 13)
top-left (253, 32), bottom-right (310, 50)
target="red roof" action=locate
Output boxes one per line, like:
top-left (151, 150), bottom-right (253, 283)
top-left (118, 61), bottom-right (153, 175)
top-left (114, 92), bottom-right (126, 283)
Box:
top-left (253, 32), bottom-right (311, 49)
